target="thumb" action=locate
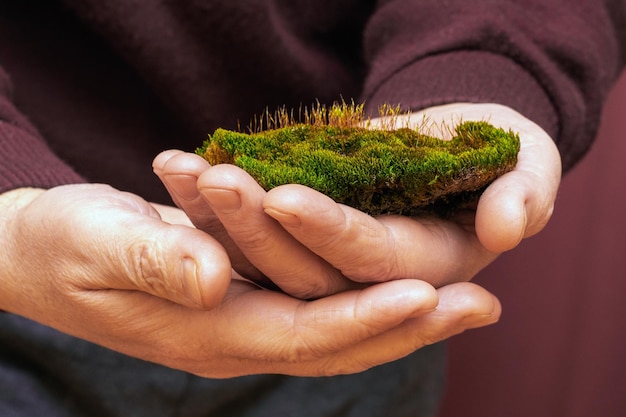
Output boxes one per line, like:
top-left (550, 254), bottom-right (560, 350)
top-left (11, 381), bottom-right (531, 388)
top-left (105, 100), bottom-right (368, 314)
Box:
top-left (109, 219), bottom-right (232, 309)
top-left (475, 123), bottom-right (561, 253)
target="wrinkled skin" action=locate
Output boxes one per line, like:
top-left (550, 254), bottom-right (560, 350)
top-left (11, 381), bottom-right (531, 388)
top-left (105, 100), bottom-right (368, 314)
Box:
top-left (154, 103), bottom-right (560, 298)
top-left (0, 103), bottom-right (558, 378)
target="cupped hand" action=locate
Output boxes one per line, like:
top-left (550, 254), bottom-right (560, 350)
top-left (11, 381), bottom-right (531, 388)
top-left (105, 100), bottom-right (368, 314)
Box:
top-left (391, 103), bottom-right (562, 251)
top-left (153, 103), bottom-right (561, 297)
top-left (0, 184), bottom-right (232, 318)
top-left (0, 184), bottom-right (500, 377)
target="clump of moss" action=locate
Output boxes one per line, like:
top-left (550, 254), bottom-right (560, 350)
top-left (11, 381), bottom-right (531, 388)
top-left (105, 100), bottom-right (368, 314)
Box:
top-left (197, 102), bottom-right (520, 216)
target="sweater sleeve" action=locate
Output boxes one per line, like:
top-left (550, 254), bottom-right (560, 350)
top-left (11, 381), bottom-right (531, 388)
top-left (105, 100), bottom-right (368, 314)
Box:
top-left (361, 0), bottom-right (626, 171)
top-left (0, 67), bottom-right (84, 194)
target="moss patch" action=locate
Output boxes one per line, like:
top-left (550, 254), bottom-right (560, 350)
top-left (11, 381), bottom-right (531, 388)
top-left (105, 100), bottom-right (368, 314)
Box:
top-left (197, 103), bottom-right (520, 216)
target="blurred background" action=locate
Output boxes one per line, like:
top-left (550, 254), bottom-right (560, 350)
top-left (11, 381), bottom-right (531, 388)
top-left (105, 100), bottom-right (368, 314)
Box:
top-left (438, 71), bottom-right (626, 417)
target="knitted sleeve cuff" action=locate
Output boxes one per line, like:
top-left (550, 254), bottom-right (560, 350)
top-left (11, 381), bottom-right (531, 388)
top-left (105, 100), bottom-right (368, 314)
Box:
top-left (0, 122), bottom-right (84, 193)
top-left (362, 50), bottom-right (559, 142)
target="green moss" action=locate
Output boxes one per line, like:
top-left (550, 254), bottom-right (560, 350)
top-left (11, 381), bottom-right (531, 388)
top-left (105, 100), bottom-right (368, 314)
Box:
top-left (197, 103), bottom-right (520, 216)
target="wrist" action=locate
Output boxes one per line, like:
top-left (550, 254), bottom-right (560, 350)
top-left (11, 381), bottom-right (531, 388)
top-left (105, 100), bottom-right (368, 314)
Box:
top-left (0, 187), bottom-right (46, 312)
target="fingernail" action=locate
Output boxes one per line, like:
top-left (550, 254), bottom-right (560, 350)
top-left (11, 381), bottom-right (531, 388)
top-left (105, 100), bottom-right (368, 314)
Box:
top-left (152, 150), bottom-right (183, 175)
top-left (462, 307), bottom-right (499, 327)
top-left (202, 187), bottom-right (242, 214)
top-left (263, 207), bottom-right (301, 227)
top-left (164, 174), bottom-right (199, 201)
top-left (182, 258), bottom-right (203, 307)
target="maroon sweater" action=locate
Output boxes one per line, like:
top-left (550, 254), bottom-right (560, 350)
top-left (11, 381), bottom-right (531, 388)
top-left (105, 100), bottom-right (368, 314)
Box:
top-left (0, 1), bottom-right (625, 417)
top-left (1, 0), bottom-right (625, 200)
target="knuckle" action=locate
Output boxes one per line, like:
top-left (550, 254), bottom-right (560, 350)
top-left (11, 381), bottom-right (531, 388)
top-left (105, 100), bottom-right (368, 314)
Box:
top-left (234, 227), bottom-right (274, 251)
top-left (276, 305), bottom-right (333, 363)
top-left (125, 238), bottom-right (171, 294)
top-left (340, 242), bottom-right (399, 282)
top-left (528, 201), bottom-right (555, 236)
top-left (336, 216), bottom-right (400, 282)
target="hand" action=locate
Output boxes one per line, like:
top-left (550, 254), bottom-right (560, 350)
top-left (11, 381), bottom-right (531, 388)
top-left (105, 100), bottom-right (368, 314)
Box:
top-left (0, 184), bottom-right (232, 317)
top-left (153, 103), bottom-right (561, 297)
top-left (392, 103), bottom-right (562, 251)
top-left (0, 184), bottom-right (500, 377)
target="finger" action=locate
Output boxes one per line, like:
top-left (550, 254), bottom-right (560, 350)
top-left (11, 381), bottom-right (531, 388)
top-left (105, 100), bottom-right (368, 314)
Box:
top-left (475, 120), bottom-right (561, 252)
top-left (197, 164), bottom-right (357, 298)
top-left (77, 186), bottom-right (232, 308)
top-left (300, 282), bottom-right (501, 376)
top-left (198, 278), bottom-right (439, 376)
top-left (263, 185), bottom-right (496, 287)
top-left (78, 279), bottom-right (437, 378)
top-left (153, 150), bottom-right (216, 222)
top-left (13, 184), bottom-right (233, 311)
top-left (244, 279), bottom-right (438, 360)
top-left (153, 151), bottom-right (269, 285)
top-left (51, 279), bottom-right (263, 370)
